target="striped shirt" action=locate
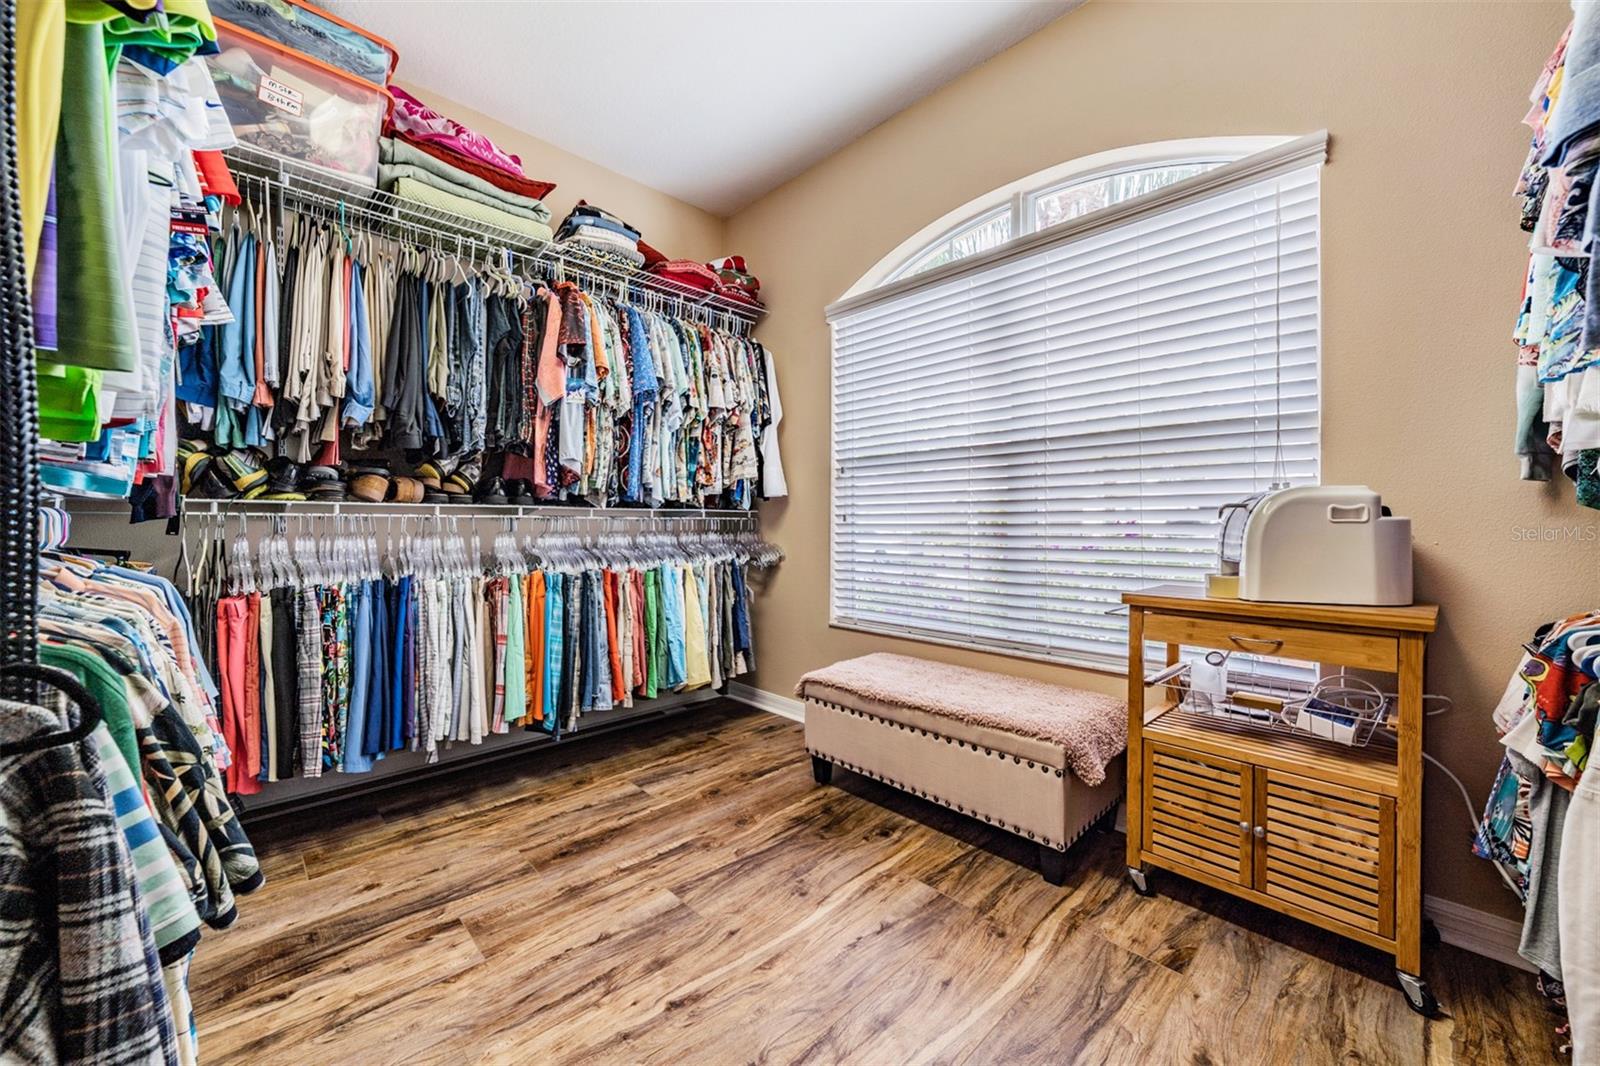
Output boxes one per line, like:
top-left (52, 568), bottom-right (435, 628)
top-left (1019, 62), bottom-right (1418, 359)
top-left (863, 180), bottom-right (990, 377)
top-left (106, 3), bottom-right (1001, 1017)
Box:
top-left (90, 726), bottom-right (202, 964)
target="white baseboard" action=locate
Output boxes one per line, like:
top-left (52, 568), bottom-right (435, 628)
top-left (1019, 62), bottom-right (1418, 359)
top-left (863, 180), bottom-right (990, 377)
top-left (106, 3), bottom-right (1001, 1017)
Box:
top-left (1423, 894), bottom-right (1534, 972)
top-left (722, 685), bottom-right (1530, 973)
top-left (726, 682), bottom-right (805, 722)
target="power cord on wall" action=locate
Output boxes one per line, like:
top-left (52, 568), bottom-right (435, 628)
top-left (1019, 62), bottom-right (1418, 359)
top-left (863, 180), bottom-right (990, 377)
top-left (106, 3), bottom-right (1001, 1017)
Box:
top-left (1369, 693), bottom-right (1524, 896)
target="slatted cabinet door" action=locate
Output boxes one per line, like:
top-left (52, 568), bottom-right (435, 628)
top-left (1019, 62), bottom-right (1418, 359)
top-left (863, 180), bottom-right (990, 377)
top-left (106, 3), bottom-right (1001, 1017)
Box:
top-left (1142, 742), bottom-right (1254, 886)
top-left (1256, 768), bottom-right (1395, 938)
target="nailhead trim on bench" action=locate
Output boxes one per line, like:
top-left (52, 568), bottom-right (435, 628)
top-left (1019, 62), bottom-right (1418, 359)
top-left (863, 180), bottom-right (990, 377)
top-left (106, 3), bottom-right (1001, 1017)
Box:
top-left (803, 698), bottom-right (1065, 777)
top-left (805, 745), bottom-right (1118, 854)
top-left (804, 694), bottom-right (1121, 854)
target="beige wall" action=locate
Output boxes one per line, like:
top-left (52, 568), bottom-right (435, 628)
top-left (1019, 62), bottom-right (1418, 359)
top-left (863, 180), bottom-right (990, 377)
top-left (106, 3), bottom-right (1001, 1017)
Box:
top-left (391, 80), bottom-right (728, 264)
top-left (727, 0), bottom-right (1591, 920)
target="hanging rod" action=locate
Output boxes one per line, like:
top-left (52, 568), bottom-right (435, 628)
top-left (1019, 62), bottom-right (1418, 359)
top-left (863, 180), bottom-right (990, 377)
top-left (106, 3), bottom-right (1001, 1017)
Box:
top-left (67, 498), bottom-right (760, 520)
top-left (222, 145), bottom-right (765, 329)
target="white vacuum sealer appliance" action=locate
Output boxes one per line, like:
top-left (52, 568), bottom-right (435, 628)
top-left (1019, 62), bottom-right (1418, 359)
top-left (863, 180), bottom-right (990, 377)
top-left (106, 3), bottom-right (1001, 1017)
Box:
top-left (1233, 486), bottom-right (1413, 606)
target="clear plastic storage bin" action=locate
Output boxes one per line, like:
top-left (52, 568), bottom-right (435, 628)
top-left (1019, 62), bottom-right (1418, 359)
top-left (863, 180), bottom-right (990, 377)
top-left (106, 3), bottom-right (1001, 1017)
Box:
top-left (205, 20), bottom-right (390, 186)
top-left (207, 0), bottom-right (397, 87)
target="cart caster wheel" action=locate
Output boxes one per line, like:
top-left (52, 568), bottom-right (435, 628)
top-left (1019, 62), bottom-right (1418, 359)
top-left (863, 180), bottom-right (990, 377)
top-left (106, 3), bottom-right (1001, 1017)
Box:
top-left (1397, 970), bottom-right (1440, 1017)
top-left (1127, 867), bottom-right (1155, 897)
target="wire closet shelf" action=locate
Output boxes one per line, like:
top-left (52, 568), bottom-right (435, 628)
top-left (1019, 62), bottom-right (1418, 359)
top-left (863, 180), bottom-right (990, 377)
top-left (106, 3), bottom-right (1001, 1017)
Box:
top-left (1145, 657), bottom-right (1391, 748)
top-left (169, 498), bottom-right (762, 522)
top-left (223, 144), bottom-right (765, 332)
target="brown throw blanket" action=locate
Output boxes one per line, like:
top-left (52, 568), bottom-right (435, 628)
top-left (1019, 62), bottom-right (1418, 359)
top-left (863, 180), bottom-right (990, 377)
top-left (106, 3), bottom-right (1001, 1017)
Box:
top-left (796, 653), bottom-right (1127, 786)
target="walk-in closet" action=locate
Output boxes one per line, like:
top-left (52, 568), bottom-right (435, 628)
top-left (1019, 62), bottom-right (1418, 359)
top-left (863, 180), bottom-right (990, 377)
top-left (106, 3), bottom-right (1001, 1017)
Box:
top-left (3, 1), bottom-right (1598, 1063)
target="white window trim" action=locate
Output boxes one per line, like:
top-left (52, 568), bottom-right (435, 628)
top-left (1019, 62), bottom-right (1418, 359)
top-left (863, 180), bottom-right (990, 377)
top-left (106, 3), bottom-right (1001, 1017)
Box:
top-left (842, 135), bottom-right (1303, 301)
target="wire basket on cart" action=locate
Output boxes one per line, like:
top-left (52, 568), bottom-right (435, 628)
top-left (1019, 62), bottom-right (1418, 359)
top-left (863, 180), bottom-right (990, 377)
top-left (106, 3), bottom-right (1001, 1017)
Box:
top-left (1144, 655), bottom-right (1391, 748)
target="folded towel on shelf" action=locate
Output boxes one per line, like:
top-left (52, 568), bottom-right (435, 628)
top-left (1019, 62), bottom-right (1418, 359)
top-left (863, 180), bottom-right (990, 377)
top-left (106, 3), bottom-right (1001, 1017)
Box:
top-left (649, 259), bottom-right (720, 291)
top-left (378, 161), bottom-right (550, 224)
top-left (637, 239), bottom-right (667, 268)
top-left (387, 85), bottom-right (526, 180)
top-left (378, 138), bottom-right (551, 223)
top-left (386, 177), bottom-right (554, 244)
top-left (400, 134), bottom-right (555, 201)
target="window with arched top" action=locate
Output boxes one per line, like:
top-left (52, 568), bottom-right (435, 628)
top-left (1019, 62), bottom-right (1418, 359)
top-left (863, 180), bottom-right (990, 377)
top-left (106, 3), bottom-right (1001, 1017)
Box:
top-left (828, 134), bottom-right (1327, 670)
top-left (1029, 160), bottom-right (1225, 230)
top-left (887, 158), bottom-right (1234, 283)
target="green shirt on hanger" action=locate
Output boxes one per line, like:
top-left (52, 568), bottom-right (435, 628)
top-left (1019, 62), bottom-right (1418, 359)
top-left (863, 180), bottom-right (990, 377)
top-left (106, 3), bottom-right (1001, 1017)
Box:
top-left (40, 641), bottom-right (140, 778)
top-left (55, 20), bottom-right (138, 373)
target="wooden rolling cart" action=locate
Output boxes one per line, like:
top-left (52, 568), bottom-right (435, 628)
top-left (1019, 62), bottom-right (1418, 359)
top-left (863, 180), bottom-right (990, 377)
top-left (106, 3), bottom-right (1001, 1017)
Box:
top-left (1121, 584), bottom-right (1440, 1014)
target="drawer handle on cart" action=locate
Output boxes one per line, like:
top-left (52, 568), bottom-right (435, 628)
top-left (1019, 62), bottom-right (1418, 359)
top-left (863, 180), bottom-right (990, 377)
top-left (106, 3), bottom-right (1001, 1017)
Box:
top-left (1227, 634), bottom-right (1285, 653)
top-left (1253, 825), bottom-right (1266, 838)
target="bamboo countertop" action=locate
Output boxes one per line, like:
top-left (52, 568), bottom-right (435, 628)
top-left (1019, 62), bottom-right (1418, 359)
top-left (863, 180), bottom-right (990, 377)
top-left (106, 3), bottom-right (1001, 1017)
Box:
top-left (1121, 584), bottom-right (1439, 634)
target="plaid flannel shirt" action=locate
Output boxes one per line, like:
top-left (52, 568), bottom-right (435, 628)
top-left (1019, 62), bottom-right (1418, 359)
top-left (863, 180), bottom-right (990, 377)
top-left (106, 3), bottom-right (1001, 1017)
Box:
top-left (0, 700), bottom-right (179, 1065)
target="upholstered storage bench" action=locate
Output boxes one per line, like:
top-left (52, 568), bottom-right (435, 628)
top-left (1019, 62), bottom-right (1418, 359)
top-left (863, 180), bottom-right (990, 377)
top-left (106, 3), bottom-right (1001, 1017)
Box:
top-left (797, 653), bottom-right (1127, 884)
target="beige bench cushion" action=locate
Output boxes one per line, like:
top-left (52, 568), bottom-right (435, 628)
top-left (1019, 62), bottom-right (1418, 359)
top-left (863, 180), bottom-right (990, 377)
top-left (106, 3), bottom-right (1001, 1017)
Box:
top-left (797, 652), bottom-right (1127, 786)
top-left (802, 681), bottom-right (1070, 770)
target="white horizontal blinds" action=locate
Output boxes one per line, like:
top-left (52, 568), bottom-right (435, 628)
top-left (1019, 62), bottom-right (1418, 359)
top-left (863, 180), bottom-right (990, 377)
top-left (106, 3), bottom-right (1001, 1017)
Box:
top-left (830, 162), bottom-right (1320, 667)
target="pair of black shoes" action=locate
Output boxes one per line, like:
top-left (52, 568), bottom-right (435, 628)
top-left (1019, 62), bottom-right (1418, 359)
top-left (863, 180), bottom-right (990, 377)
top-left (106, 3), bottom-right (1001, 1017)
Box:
top-left (300, 464), bottom-right (346, 501)
top-left (473, 478), bottom-right (535, 505)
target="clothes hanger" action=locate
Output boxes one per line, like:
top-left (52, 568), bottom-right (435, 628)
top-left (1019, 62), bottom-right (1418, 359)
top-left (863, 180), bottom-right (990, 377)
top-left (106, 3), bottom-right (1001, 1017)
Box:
top-left (0, 663), bottom-right (106, 758)
top-left (336, 200), bottom-right (355, 257)
top-left (263, 516), bottom-right (286, 591)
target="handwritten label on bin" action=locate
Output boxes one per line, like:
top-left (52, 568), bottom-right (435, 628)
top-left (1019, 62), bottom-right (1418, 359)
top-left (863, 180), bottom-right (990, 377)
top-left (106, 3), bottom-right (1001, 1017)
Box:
top-left (258, 76), bottom-right (304, 117)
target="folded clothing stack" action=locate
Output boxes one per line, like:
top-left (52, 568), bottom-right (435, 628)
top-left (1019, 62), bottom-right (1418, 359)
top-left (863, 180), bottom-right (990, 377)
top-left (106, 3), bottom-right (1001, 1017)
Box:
top-left (645, 254), bottom-right (764, 308)
top-left (708, 255), bottom-right (763, 307)
top-left (556, 201), bottom-right (646, 269)
top-left (380, 87), bottom-right (557, 243)
top-left (649, 258), bottom-right (721, 294)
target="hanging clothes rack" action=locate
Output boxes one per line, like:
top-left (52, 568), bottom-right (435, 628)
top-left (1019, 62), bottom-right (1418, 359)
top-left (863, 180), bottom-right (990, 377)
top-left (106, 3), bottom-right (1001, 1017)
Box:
top-left (225, 145), bottom-right (763, 334)
top-left (180, 501), bottom-right (778, 817)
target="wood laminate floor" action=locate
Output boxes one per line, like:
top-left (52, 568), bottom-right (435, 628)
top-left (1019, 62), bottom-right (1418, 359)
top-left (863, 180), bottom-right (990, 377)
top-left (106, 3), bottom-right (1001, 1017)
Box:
top-left (190, 700), bottom-right (1562, 1065)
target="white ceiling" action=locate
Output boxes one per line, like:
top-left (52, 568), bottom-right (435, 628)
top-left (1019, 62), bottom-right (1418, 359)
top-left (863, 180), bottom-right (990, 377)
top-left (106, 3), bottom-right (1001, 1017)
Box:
top-left (321, 0), bottom-right (1072, 216)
